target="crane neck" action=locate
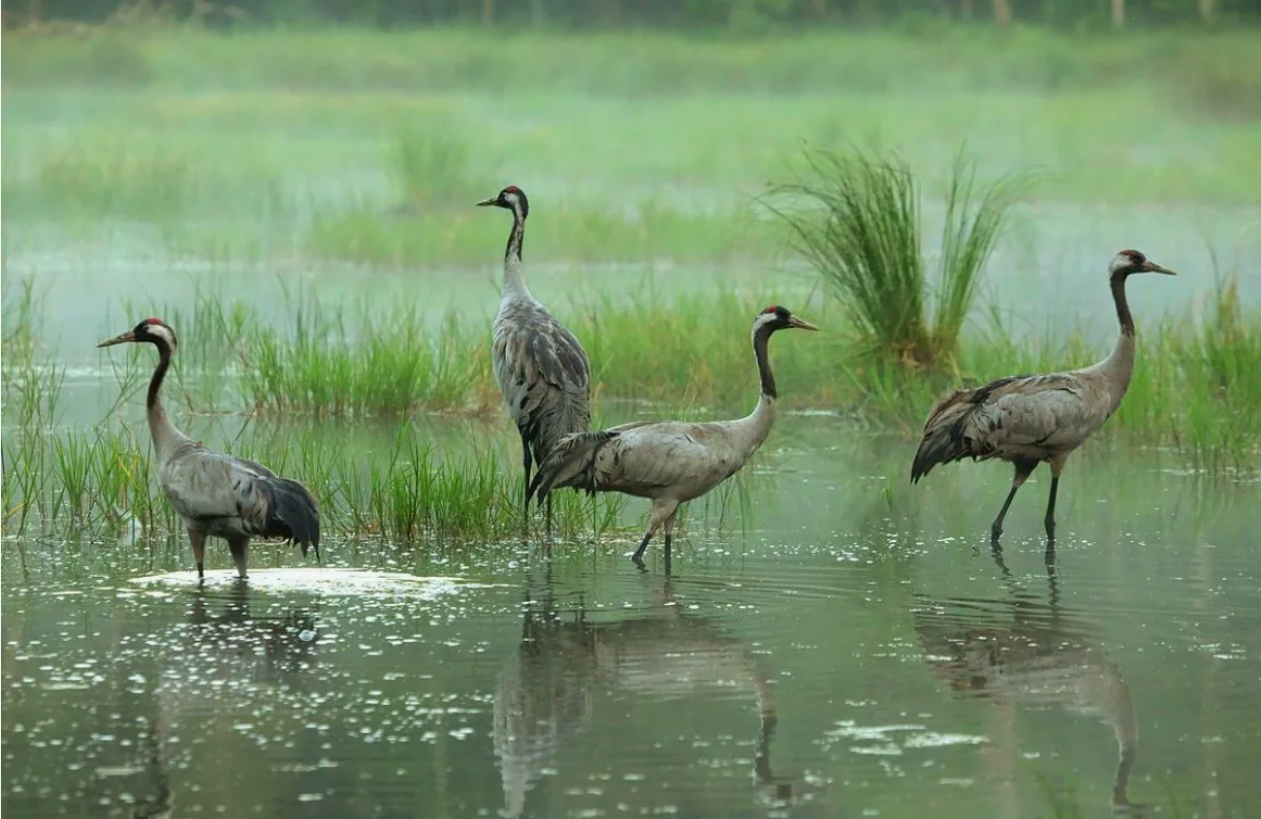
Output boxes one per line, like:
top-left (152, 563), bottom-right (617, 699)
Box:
top-left (753, 324), bottom-right (778, 400)
top-left (743, 325), bottom-right (780, 437)
top-left (1092, 272), bottom-right (1138, 413)
top-left (500, 203), bottom-right (531, 301)
top-left (146, 340), bottom-right (189, 462)
top-left (1110, 272), bottom-right (1136, 338)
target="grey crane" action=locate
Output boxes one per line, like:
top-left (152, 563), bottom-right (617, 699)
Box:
top-left (478, 185), bottom-right (591, 539)
top-left (98, 318), bottom-right (321, 580)
top-left (527, 305), bottom-right (818, 567)
top-left (910, 249), bottom-right (1175, 542)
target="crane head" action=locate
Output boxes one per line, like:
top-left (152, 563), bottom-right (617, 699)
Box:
top-left (476, 185), bottom-right (529, 219)
top-left (98, 318), bottom-right (179, 351)
top-left (1109, 249), bottom-right (1175, 278)
top-left (755, 305), bottom-right (819, 334)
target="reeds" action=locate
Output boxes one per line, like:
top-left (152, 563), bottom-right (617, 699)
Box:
top-left (766, 146), bottom-right (1027, 370)
top-left (3, 273), bottom-right (1257, 545)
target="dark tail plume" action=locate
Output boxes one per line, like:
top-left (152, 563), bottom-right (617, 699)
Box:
top-left (526, 430), bottom-right (616, 508)
top-left (910, 391), bottom-right (974, 484)
top-left (262, 478), bottom-right (322, 562)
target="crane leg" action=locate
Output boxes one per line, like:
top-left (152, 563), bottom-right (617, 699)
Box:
top-left (545, 492), bottom-right (553, 542)
top-left (631, 531), bottom-right (653, 566)
top-left (1043, 477), bottom-right (1061, 540)
top-left (662, 510), bottom-right (679, 576)
top-left (1044, 453), bottom-right (1067, 544)
top-left (227, 536), bottom-right (249, 580)
top-left (991, 460), bottom-right (1036, 542)
top-left (189, 529), bottom-right (207, 580)
top-left (520, 433), bottom-right (533, 531)
top-left (632, 499), bottom-right (678, 567)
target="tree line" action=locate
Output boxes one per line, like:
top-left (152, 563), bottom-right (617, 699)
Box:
top-left (9, 0), bottom-right (1261, 29)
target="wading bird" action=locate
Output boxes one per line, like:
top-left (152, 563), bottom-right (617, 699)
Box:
top-left (527, 306), bottom-right (818, 567)
top-left (478, 185), bottom-right (591, 539)
top-left (98, 319), bottom-right (321, 580)
top-left (910, 249), bottom-right (1175, 542)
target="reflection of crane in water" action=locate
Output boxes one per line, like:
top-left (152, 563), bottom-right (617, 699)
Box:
top-left (911, 560), bottom-right (1139, 811)
top-left (492, 569), bottom-right (798, 818)
top-left (130, 585), bottom-right (320, 817)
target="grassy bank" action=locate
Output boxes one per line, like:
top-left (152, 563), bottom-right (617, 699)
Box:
top-left (3, 29), bottom-right (1261, 246)
top-left (3, 273), bottom-right (1258, 544)
top-left (3, 26), bottom-right (1259, 111)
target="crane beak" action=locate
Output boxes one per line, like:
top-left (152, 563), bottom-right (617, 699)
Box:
top-left (1142, 260), bottom-right (1176, 275)
top-left (475, 197), bottom-right (498, 207)
top-left (788, 316), bottom-right (819, 331)
top-left (97, 331), bottom-right (135, 348)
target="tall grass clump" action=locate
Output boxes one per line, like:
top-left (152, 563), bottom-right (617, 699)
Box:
top-left (766, 147), bottom-right (1028, 371)
top-left (239, 299), bottom-right (495, 417)
top-left (392, 128), bottom-right (489, 211)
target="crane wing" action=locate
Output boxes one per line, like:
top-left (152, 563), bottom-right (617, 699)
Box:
top-left (962, 374), bottom-right (1104, 457)
top-left (493, 303), bottom-right (592, 450)
top-left (593, 422), bottom-right (740, 496)
top-left (160, 451), bottom-right (276, 533)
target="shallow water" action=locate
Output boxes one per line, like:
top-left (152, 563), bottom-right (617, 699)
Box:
top-left (4, 420), bottom-right (1258, 819)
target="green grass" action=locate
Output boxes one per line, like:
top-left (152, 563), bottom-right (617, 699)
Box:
top-left (2, 30), bottom-right (1260, 256)
top-left (4, 272), bottom-right (1257, 546)
top-left (766, 146), bottom-right (1028, 369)
top-left (4, 26), bottom-right (1260, 109)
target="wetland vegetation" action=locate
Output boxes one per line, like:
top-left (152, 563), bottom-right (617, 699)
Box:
top-left (2, 13), bottom-right (1260, 819)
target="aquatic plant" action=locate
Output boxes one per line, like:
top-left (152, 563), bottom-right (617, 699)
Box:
top-left (765, 146), bottom-right (1028, 370)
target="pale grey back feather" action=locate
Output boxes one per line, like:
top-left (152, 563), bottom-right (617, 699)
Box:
top-left (913, 367), bottom-right (1123, 481)
top-left (493, 297), bottom-right (591, 461)
top-left (532, 411), bottom-right (772, 505)
top-left (158, 444), bottom-right (318, 545)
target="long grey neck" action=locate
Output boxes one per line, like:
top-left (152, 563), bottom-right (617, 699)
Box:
top-left (146, 342), bottom-right (191, 462)
top-left (738, 326), bottom-right (779, 449)
top-left (1093, 273), bottom-right (1138, 412)
top-left (753, 325), bottom-right (777, 399)
top-left (500, 203), bottom-right (531, 301)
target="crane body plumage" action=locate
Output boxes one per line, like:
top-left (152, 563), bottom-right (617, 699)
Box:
top-left (528, 306), bottom-right (818, 567)
top-left (480, 186), bottom-right (591, 538)
top-left (99, 319), bottom-right (321, 579)
top-left (911, 250), bottom-right (1175, 542)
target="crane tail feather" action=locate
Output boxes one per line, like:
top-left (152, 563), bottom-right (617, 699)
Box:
top-left (527, 430), bottom-right (615, 508)
top-left (910, 391), bottom-right (976, 484)
top-left (261, 478), bottom-right (321, 557)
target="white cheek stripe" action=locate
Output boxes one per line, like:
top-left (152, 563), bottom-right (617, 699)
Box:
top-left (148, 325), bottom-right (176, 347)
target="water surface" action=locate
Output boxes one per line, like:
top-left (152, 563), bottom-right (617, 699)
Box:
top-left (4, 422), bottom-right (1258, 818)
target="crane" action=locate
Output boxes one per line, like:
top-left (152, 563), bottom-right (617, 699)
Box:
top-left (527, 305), bottom-right (818, 567)
top-left (911, 249), bottom-right (1175, 542)
top-left (98, 318), bottom-right (321, 580)
top-left (478, 185), bottom-right (591, 539)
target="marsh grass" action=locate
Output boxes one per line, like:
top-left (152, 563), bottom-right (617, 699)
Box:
top-left (305, 197), bottom-right (771, 267)
top-left (3, 130), bottom-right (291, 222)
top-left (3, 272), bottom-right (1257, 545)
top-left (5, 27), bottom-right (1260, 108)
top-left (392, 128), bottom-right (490, 212)
top-left (239, 299), bottom-right (495, 417)
top-left (766, 147), bottom-right (1028, 370)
